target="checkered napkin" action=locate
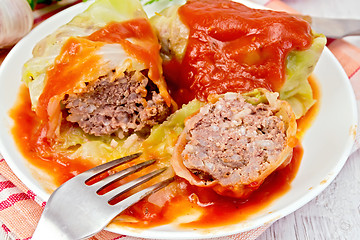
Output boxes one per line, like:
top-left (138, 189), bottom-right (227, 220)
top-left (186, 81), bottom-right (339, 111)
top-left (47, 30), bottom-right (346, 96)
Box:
top-left (0, 0), bottom-right (360, 239)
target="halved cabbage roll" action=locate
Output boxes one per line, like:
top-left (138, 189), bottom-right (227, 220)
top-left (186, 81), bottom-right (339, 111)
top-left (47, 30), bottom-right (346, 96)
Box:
top-left (171, 89), bottom-right (297, 198)
top-left (150, 0), bottom-right (326, 118)
top-left (23, 0), bottom-right (175, 140)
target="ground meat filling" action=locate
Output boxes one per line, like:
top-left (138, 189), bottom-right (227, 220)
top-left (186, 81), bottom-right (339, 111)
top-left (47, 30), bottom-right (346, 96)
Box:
top-left (181, 94), bottom-right (287, 186)
top-left (62, 70), bottom-right (170, 137)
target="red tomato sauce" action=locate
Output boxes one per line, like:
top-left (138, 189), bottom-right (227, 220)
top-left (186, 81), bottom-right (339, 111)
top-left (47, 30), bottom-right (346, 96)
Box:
top-left (36, 38), bottom-right (104, 122)
top-left (10, 85), bottom-right (93, 185)
top-left (86, 19), bottom-right (163, 82)
top-left (164, 0), bottom-right (313, 106)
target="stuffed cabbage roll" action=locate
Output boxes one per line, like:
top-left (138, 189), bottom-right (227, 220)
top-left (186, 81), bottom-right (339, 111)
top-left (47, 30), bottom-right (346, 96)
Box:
top-left (22, 0), bottom-right (175, 140)
top-left (171, 89), bottom-right (297, 198)
top-left (150, 0), bottom-right (326, 118)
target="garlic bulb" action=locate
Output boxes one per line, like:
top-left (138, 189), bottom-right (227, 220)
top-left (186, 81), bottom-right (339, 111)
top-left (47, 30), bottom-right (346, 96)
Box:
top-left (0, 0), bottom-right (34, 49)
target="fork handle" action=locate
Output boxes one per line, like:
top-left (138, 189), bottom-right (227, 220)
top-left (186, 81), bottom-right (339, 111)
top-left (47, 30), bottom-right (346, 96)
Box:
top-left (32, 215), bottom-right (73, 240)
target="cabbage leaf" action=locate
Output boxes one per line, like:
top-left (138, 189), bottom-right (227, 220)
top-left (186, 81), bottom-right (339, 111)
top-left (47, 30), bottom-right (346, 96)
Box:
top-left (280, 33), bottom-right (326, 118)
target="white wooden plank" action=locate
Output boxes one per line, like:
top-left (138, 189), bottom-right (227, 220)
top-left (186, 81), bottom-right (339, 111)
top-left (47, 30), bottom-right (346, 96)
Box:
top-left (258, 150), bottom-right (360, 239)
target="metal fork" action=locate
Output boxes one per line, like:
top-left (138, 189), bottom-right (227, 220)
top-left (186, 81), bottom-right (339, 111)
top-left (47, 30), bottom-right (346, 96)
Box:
top-left (32, 152), bottom-right (174, 240)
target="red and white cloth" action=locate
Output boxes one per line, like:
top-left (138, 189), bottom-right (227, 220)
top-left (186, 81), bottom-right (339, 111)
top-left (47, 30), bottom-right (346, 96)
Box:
top-left (0, 0), bottom-right (360, 239)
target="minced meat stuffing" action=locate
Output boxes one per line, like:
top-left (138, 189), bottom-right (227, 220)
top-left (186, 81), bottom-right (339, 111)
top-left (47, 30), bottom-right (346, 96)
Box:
top-left (62, 70), bottom-right (170, 137)
top-left (181, 93), bottom-right (287, 186)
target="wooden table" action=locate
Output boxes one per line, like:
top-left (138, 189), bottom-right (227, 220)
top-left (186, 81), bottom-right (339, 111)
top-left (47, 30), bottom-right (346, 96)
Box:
top-left (257, 0), bottom-right (360, 239)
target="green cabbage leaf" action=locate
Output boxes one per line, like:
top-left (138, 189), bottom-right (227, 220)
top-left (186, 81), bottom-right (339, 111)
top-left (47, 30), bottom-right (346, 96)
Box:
top-left (280, 33), bottom-right (326, 118)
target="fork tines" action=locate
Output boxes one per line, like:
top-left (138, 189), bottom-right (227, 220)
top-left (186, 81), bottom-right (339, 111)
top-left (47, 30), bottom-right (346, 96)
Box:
top-left (82, 152), bottom-right (174, 207)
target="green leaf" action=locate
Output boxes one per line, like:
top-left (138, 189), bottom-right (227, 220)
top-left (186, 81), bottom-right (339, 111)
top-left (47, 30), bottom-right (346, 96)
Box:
top-left (27, 0), bottom-right (38, 10)
top-left (27, 0), bottom-right (62, 10)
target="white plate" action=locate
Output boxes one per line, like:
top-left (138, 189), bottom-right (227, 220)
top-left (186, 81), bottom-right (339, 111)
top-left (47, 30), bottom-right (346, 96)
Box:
top-left (0, 0), bottom-right (357, 239)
